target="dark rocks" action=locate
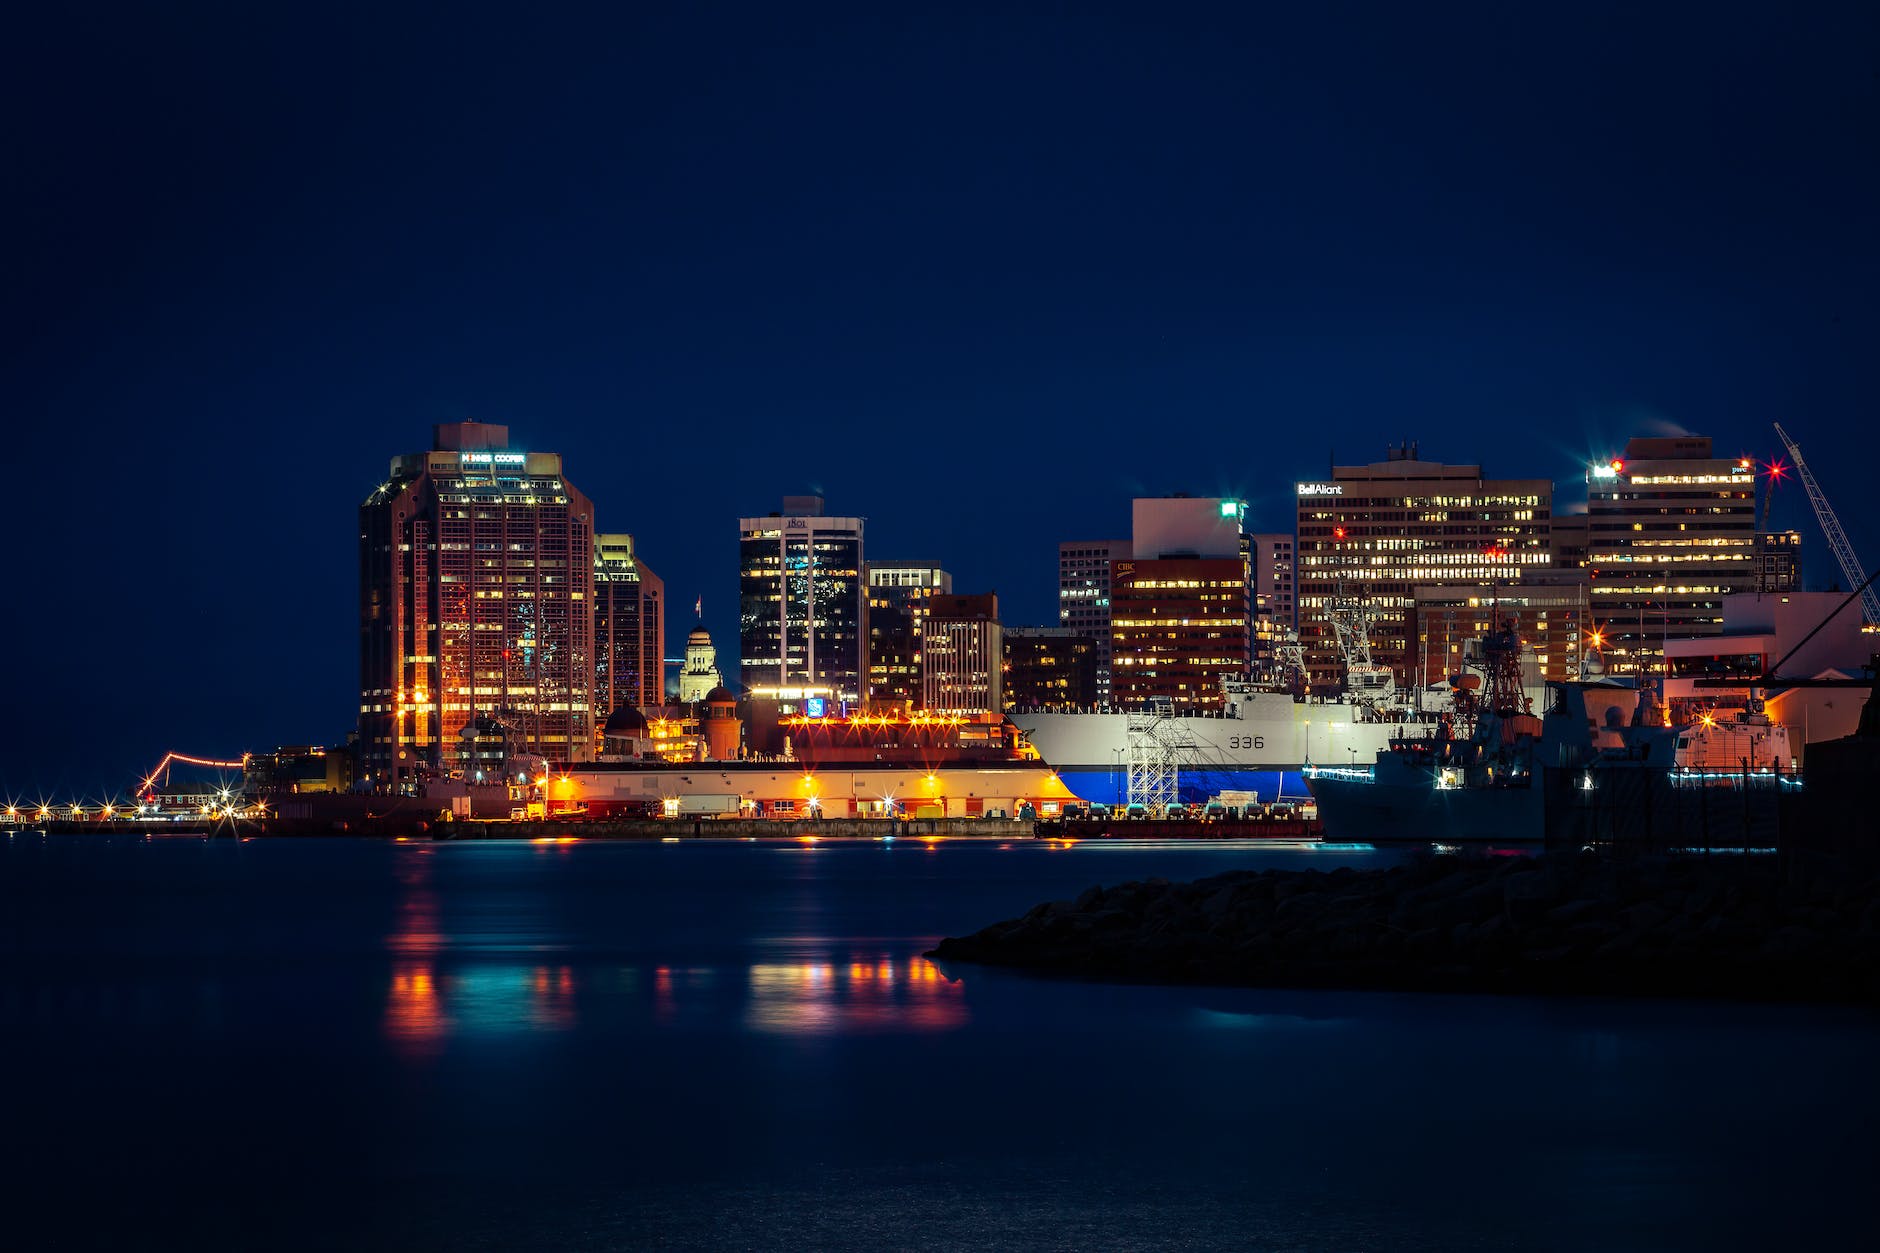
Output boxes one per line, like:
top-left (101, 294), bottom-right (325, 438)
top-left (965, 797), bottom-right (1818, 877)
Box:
top-left (926, 850), bottom-right (1880, 1005)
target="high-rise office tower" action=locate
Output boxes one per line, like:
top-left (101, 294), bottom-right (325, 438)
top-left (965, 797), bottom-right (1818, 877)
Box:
top-left (865, 562), bottom-right (951, 706)
top-left (1248, 532), bottom-right (1296, 627)
top-left (360, 421), bottom-right (596, 784)
top-left (1108, 496), bottom-right (1252, 710)
top-left (1295, 444), bottom-right (1551, 693)
top-left (594, 533), bottom-right (665, 719)
top-left (738, 496), bottom-right (866, 703)
top-left (1247, 530), bottom-right (1296, 673)
top-left (921, 593), bottom-right (1003, 714)
top-left (1585, 436), bottom-right (1796, 676)
top-left (1058, 539), bottom-right (1129, 703)
top-left (1003, 627), bottom-right (1100, 710)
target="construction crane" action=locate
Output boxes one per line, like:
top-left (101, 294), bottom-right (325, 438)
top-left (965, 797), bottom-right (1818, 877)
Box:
top-left (1773, 422), bottom-right (1880, 627)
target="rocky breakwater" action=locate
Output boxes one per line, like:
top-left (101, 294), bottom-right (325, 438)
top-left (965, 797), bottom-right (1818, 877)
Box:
top-left (928, 852), bottom-right (1880, 1003)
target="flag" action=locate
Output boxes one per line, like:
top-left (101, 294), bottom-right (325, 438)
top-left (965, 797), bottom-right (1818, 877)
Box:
top-left (695, 596), bottom-right (702, 617)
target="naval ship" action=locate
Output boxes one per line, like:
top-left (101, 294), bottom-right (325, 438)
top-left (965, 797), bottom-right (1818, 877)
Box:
top-left (1008, 684), bottom-right (1407, 806)
top-left (1008, 621), bottom-right (1433, 806)
top-left (1304, 615), bottom-right (1799, 844)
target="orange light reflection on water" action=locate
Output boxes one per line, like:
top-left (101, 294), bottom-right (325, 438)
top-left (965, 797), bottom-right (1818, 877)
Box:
top-left (386, 961), bottom-right (451, 1056)
top-left (745, 956), bottom-right (965, 1035)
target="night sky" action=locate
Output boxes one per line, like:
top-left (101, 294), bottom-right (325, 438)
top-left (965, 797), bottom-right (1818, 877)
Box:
top-left (6, 2), bottom-right (1877, 796)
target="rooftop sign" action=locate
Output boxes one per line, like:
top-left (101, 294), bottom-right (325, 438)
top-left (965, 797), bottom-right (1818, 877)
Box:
top-left (1296, 482), bottom-right (1342, 496)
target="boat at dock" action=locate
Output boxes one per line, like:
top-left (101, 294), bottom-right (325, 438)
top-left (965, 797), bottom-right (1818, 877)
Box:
top-left (1305, 615), bottom-right (1799, 845)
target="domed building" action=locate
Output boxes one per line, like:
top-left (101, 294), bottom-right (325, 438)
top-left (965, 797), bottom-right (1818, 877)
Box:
top-left (599, 704), bottom-right (650, 758)
top-left (677, 624), bottom-right (725, 703)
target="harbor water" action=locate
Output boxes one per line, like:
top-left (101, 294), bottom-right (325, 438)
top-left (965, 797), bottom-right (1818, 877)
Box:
top-left (1, 834), bottom-right (1873, 1250)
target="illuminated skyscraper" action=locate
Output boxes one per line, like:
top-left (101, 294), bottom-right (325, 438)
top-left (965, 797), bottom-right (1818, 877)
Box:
top-left (865, 561), bottom-right (951, 706)
top-left (1003, 627), bottom-right (1100, 710)
top-left (738, 496), bottom-right (865, 704)
top-left (1108, 497), bottom-right (1252, 710)
top-left (1058, 539), bottom-right (1129, 703)
top-left (922, 593), bottom-right (1003, 714)
top-left (594, 533), bottom-right (664, 718)
top-left (1584, 436), bottom-right (1795, 676)
top-left (1295, 445), bottom-right (1551, 692)
top-left (359, 421), bottom-right (596, 784)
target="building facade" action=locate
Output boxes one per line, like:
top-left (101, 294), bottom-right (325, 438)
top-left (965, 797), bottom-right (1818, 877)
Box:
top-left (676, 624), bottom-right (724, 703)
top-left (1410, 580), bottom-right (1589, 688)
top-left (921, 593), bottom-right (1004, 714)
top-left (1295, 445), bottom-right (1552, 693)
top-left (1002, 627), bottom-right (1100, 710)
top-left (865, 562), bottom-right (952, 707)
top-left (594, 533), bottom-right (665, 720)
top-left (1108, 558), bottom-right (1251, 710)
top-left (360, 421), bottom-right (596, 785)
top-left (738, 496), bottom-right (866, 705)
top-left (1248, 531), bottom-right (1296, 628)
top-left (1058, 539), bottom-right (1130, 705)
top-left (1584, 437), bottom-right (1793, 677)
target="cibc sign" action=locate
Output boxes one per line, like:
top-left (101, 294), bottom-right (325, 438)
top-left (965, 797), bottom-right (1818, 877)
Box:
top-left (1296, 482), bottom-right (1343, 497)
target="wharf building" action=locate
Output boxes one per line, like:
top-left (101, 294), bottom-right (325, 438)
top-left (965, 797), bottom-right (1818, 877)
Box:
top-left (594, 534), bottom-right (665, 725)
top-left (359, 421), bottom-right (595, 785)
top-left (1295, 445), bottom-right (1551, 694)
top-left (568, 692), bottom-right (1073, 820)
top-left (1584, 436), bottom-right (1798, 677)
top-left (738, 496), bottom-right (866, 707)
top-left (921, 593), bottom-right (1004, 714)
top-left (1058, 540), bottom-right (1130, 704)
top-left (1109, 496), bottom-right (1252, 711)
top-left (865, 562), bottom-right (952, 708)
top-left (1002, 627), bottom-right (1101, 710)
top-left (676, 624), bottom-right (724, 704)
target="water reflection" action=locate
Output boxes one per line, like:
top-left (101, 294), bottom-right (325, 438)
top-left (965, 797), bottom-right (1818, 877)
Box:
top-left (387, 963), bottom-right (586, 1051)
top-left (745, 956), bottom-right (965, 1035)
top-left (388, 847), bottom-right (443, 957)
top-left (386, 962), bottom-right (450, 1056)
top-left (385, 955), bottom-right (963, 1050)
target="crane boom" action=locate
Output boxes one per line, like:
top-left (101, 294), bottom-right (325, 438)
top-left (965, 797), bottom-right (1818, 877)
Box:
top-left (1773, 422), bottom-right (1880, 626)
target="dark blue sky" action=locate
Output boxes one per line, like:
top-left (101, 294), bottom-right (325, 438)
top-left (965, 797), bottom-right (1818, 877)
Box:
top-left (5, 2), bottom-right (1877, 796)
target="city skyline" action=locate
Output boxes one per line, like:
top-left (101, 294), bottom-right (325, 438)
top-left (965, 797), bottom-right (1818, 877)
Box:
top-left (7, 4), bottom-right (1878, 793)
top-left (2, 414), bottom-right (1854, 795)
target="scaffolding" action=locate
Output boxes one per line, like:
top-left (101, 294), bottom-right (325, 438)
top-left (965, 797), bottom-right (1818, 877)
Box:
top-left (1126, 698), bottom-right (1195, 813)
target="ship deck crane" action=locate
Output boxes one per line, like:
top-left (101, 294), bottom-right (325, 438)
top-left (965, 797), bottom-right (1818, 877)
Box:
top-left (1773, 422), bottom-right (1880, 626)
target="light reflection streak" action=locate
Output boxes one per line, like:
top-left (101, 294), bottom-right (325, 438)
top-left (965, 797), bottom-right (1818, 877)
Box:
top-left (387, 847), bottom-right (443, 957)
top-left (744, 956), bottom-right (966, 1035)
top-left (386, 962), bottom-right (451, 1056)
top-left (387, 963), bottom-right (588, 1050)
top-left (530, 964), bottom-right (577, 1030)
